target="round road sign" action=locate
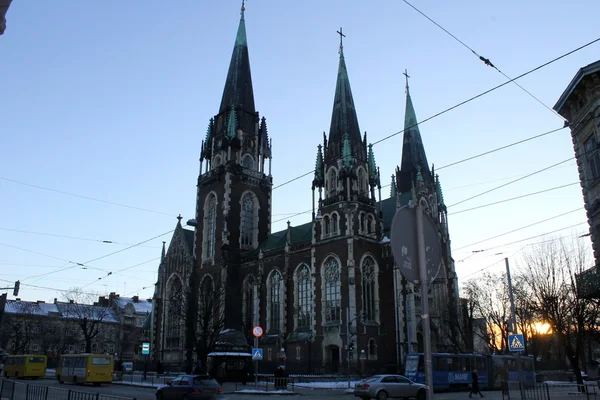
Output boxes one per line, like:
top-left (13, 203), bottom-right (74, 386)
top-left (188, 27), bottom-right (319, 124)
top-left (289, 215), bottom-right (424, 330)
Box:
top-left (252, 326), bottom-right (263, 338)
top-left (390, 205), bottom-right (442, 283)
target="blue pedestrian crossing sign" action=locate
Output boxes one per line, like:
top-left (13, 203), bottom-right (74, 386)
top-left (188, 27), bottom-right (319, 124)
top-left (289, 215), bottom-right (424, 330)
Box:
top-left (508, 334), bottom-right (525, 352)
top-left (252, 348), bottom-right (263, 361)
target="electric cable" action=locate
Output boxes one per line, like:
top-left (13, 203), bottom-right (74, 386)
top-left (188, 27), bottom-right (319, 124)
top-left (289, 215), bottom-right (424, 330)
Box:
top-left (400, 0), bottom-right (567, 122)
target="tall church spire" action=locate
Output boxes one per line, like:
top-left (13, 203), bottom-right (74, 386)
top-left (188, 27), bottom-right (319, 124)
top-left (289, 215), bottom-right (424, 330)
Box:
top-left (397, 70), bottom-right (431, 194)
top-left (326, 28), bottom-right (365, 162)
top-left (219, 2), bottom-right (255, 115)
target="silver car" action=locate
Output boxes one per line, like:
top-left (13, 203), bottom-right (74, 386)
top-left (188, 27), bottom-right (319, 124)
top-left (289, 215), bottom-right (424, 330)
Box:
top-left (354, 374), bottom-right (426, 400)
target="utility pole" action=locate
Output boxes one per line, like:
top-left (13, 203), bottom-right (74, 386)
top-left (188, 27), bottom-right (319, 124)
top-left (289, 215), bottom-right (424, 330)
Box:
top-left (505, 258), bottom-right (523, 385)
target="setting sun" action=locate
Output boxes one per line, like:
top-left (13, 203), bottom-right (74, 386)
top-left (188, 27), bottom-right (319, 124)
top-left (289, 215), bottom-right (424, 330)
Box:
top-left (533, 322), bottom-right (552, 335)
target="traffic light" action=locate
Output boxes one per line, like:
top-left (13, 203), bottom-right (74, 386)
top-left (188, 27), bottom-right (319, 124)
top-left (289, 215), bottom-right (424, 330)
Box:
top-left (349, 341), bottom-right (355, 351)
top-left (13, 280), bottom-right (20, 296)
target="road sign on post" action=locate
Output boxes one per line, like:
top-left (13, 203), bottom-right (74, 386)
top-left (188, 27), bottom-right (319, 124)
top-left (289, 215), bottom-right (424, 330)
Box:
top-left (142, 342), bottom-right (150, 355)
top-left (252, 326), bottom-right (263, 338)
top-left (508, 334), bottom-right (525, 352)
top-left (252, 326), bottom-right (263, 387)
top-left (390, 203), bottom-right (442, 400)
top-left (252, 348), bottom-right (263, 361)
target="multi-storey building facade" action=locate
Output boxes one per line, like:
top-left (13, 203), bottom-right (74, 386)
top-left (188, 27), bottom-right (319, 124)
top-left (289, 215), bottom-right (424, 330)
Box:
top-left (152, 5), bottom-right (461, 374)
top-left (554, 59), bottom-right (600, 299)
top-left (0, 295), bottom-right (151, 364)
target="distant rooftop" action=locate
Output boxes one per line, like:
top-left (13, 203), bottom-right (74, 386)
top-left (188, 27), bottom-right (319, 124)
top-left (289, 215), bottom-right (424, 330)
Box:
top-left (553, 59), bottom-right (600, 113)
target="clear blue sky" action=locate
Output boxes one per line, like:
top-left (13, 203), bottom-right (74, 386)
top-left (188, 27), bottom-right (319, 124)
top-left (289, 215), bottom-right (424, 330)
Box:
top-left (1, 0), bottom-right (598, 302)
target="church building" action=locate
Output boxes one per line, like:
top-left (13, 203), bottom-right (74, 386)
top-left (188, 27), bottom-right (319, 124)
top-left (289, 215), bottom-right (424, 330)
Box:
top-left (150, 4), bottom-right (461, 375)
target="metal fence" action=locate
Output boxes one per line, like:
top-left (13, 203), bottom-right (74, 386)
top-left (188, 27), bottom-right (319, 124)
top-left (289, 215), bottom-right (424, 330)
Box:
top-left (502, 380), bottom-right (600, 400)
top-left (0, 379), bottom-right (135, 400)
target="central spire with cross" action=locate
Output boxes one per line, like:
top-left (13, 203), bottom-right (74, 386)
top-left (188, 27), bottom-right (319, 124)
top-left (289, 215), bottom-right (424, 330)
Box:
top-left (336, 27), bottom-right (346, 54)
top-left (403, 69), bottom-right (410, 93)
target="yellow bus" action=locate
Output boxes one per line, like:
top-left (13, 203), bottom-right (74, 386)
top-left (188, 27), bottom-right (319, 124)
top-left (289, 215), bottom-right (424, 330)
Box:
top-left (56, 354), bottom-right (113, 385)
top-left (4, 355), bottom-right (47, 378)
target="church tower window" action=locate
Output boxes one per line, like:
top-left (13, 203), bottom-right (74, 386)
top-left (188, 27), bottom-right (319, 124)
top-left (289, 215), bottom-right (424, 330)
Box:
top-left (328, 168), bottom-right (337, 197)
top-left (323, 216), bottom-right (331, 236)
top-left (296, 265), bottom-right (312, 330)
top-left (213, 155), bottom-right (222, 168)
top-left (332, 213), bottom-right (339, 234)
top-left (244, 277), bottom-right (258, 330)
top-left (242, 154), bottom-right (255, 170)
top-left (241, 192), bottom-right (257, 248)
top-left (323, 257), bottom-right (341, 322)
top-left (357, 168), bottom-right (366, 194)
top-left (204, 194), bottom-right (217, 259)
top-left (267, 270), bottom-right (283, 333)
top-left (361, 256), bottom-right (378, 322)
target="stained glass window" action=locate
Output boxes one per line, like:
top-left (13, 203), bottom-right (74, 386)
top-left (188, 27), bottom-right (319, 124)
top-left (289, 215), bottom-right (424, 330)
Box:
top-left (362, 257), bottom-right (376, 321)
top-left (269, 271), bottom-right (282, 332)
top-left (241, 193), bottom-right (255, 247)
top-left (297, 265), bottom-right (312, 329)
top-left (206, 195), bottom-right (217, 258)
top-left (324, 257), bottom-right (341, 322)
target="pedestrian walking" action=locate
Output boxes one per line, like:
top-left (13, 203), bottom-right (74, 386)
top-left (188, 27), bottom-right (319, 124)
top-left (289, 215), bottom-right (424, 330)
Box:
top-left (470, 369), bottom-right (484, 398)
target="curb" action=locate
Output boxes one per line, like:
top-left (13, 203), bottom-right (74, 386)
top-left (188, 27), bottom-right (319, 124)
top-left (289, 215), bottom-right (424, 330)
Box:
top-left (233, 391), bottom-right (300, 396)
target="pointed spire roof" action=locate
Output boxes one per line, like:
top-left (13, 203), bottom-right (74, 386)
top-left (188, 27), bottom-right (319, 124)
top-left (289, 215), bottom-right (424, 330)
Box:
top-left (398, 74), bottom-right (432, 194)
top-left (226, 106), bottom-right (238, 139)
top-left (327, 28), bottom-right (365, 161)
top-left (390, 175), bottom-right (397, 198)
top-left (312, 144), bottom-right (325, 188)
top-left (219, 4), bottom-right (255, 115)
top-left (341, 132), bottom-right (353, 171)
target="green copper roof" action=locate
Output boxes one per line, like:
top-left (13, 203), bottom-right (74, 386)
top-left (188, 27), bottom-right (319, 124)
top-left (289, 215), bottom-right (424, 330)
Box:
top-left (415, 164), bottom-right (423, 182)
top-left (204, 118), bottom-right (214, 151)
top-left (436, 174), bottom-right (445, 204)
top-left (226, 107), bottom-right (237, 139)
top-left (390, 175), bottom-right (397, 198)
top-left (342, 132), bottom-right (353, 170)
top-left (398, 86), bottom-right (431, 193)
top-left (219, 7), bottom-right (255, 115)
top-left (327, 44), bottom-right (365, 162)
top-left (313, 144), bottom-right (325, 187)
top-left (368, 144), bottom-right (377, 180)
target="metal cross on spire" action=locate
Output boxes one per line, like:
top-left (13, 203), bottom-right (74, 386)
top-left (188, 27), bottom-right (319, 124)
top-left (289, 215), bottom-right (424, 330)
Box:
top-left (336, 27), bottom-right (346, 53)
top-left (403, 69), bottom-right (410, 93)
top-left (241, 0), bottom-right (246, 13)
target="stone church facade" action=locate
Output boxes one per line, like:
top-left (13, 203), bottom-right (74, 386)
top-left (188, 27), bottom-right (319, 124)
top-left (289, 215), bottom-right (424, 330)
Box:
top-left (151, 6), bottom-right (461, 375)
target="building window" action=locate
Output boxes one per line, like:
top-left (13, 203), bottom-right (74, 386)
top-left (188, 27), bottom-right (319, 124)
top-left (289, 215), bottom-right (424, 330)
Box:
top-left (323, 257), bottom-right (341, 322)
top-left (92, 343), bottom-right (98, 353)
top-left (585, 135), bottom-right (600, 182)
top-left (213, 155), bottom-right (222, 168)
top-left (241, 193), bottom-right (256, 247)
top-left (323, 216), bottom-right (331, 235)
top-left (328, 169), bottom-right (337, 196)
top-left (80, 343), bottom-right (86, 352)
top-left (366, 215), bottom-right (374, 234)
top-left (32, 343), bottom-right (39, 352)
top-left (358, 168), bottom-right (366, 194)
top-left (242, 154), bottom-right (255, 169)
top-left (32, 326), bottom-right (40, 334)
top-left (296, 265), bottom-right (312, 330)
top-left (359, 213), bottom-right (365, 233)
top-left (361, 256), bottom-right (377, 322)
top-left (268, 271), bottom-right (283, 333)
top-left (332, 213), bottom-right (339, 234)
top-left (69, 345), bottom-right (75, 352)
top-left (166, 277), bottom-right (183, 348)
top-left (204, 194), bottom-right (217, 259)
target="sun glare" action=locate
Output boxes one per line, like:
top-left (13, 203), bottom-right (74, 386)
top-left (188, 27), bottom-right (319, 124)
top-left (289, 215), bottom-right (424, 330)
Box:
top-left (533, 322), bottom-right (552, 334)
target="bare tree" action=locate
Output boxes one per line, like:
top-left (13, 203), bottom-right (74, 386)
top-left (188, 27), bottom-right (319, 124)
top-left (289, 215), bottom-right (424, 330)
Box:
top-left (436, 299), bottom-right (473, 353)
top-left (518, 237), bottom-right (600, 386)
top-left (172, 274), bottom-right (226, 372)
top-left (0, 301), bottom-right (42, 354)
top-left (463, 272), bottom-right (512, 354)
top-left (60, 288), bottom-right (112, 353)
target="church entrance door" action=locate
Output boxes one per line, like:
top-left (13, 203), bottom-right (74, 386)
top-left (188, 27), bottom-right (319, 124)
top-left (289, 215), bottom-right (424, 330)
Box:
top-left (330, 346), bottom-right (340, 373)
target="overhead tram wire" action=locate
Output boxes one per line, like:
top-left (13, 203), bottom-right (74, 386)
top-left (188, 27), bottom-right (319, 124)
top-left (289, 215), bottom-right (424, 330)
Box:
top-left (79, 257), bottom-right (161, 290)
top-left (453, 207), bottom-right (583, 251)
top-left (0, 227), bottom-right (160, 248)
top-left (272, 37), bottom-right (600, 191)
top-left (22, 229), bottom-right (174, 283)
top-left (400, 0), bottom-right (567, 122)
top-left (0, 176), bottom-right (176, 218)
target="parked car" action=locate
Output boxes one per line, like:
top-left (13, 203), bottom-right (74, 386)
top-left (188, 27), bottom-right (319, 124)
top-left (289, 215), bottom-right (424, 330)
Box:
top-left (354, 374), bottom-right (426, 400)
top-left (156, 374), bottom-right (223, 400)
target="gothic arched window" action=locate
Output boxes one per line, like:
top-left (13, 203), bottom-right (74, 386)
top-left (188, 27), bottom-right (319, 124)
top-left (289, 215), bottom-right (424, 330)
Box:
top-left (204, 194), bottom-right (217, 259)
top-left (166, 277), bottom-right (183, 348)
top-left (361, 256), bottom-right (377, 322)
top-left (241, 193), bottom-right (256, 247)
top-left (332, 213), bottom-right (339, 234)
top-left (328, 169), bottom-right (337, 196)
top-left (368, 338), bottom-right (378, 359)
top-left (366, 214), bottom-right (374, 234)
top-left (268, 271), bottom-right (283, 333)
top-left (358, 168), bottom-right (366, 194)
top-left (199, 275), bottom-right (214, 317)
top-left (323, 257), bottom-right (341, 322)
top-left (213, 155), bottom-right (221, 168)
top-left (296, 265), bottom-right (312, 330)
top-left (242, 154), bottom-right (255, 169)
top-left (323, 216), bottom-right (331, 235)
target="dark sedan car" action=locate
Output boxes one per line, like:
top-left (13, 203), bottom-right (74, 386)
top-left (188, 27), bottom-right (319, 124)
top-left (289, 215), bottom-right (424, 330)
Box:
top-left (156, 374), bottom-right (223, 400)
